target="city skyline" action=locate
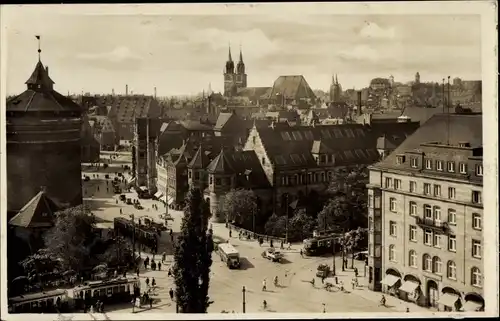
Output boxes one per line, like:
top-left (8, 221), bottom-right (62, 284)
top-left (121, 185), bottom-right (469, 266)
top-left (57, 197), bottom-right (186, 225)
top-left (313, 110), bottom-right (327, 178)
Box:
top-left (3, 6), bottom-right (482, 96)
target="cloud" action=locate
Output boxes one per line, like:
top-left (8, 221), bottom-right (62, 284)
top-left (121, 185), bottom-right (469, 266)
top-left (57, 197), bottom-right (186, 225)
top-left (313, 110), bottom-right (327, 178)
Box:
top-left (76, 46), bottom-right (142, 63)
top-left (339, 44), bottom-right (380, 62)
top-left (359, 22), bottom-right (396, 39)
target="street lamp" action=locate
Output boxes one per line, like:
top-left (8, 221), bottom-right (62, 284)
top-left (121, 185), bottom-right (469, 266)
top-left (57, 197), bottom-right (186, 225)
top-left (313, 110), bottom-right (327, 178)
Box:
top-left (242, 286), bottom-right (246, 313)
top-left (129, 214), bottom-right (136, 259)
top-left (332, 238), bottom-right (336, 276)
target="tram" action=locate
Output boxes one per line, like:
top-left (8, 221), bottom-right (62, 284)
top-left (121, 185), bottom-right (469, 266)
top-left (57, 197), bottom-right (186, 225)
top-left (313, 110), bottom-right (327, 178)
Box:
top-left (303, 230), bottom-right (342, 256)
top-left (8, 289), bottom-right (70, 313)
top-left (72, 276), bottom-right (140, 310)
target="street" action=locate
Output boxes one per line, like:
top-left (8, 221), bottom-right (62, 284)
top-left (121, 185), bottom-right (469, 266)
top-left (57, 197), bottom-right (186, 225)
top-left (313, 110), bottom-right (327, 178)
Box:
top-left (81, 152), bottom-right (426, 314)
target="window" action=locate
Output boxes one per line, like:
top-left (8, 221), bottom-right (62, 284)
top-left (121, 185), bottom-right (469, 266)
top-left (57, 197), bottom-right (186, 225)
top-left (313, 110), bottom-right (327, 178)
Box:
top-left (432, 256), bottom-right (442, 274)
top-left (424, 183), bottom-right (431, 195)
top-left (459, 163), bottom-right (467, 174)
top-left (472, 191), bottom-right (482, 204)
top-left (409, 181), bottom-right (417, 193)
top-left (434, 184), bottom-right (441, 197)
top-left (471, 267), bottom-right (482, 287)
top-left (396, 155), bottom-right (405, 164)
top-left (368, 195), bottom-right (373, 208)
top-left (436, 160), bottom-right (443, 171)
top-left (394, 179), bottom-right (402, 190)
top-left (389, 198), bottom-right (397, 212)
top-left (209, 176), bottom-right (213, 185)
top-left (368, 217), bottom-right (373, 231)
top-left (433, 206), bottom-right (442, 224)
top-left (423, 254), bottom-right (432, 271)
top-left (472, 240), bottom-right (481, 258)
top-left (448, 187), bottom-right (456, 199)
top-left (410, 158), bottom-right (418, 168)
top-left (425, 159), bottom-right (432, 169)
top-left (447, 162), bottom-right (455, 173)
top-left (409, 202), bottom-right (417, 216)
top-left (424, 205), bottom-right (432, 219)
top-left (215, 178), bottom-right (221, 185)
top-left (388, 245), bottom-right (396, 262)
top-left (188, 171), bottom-right (192, 179)
top-left (448, 235), bottom-right (456, 252)
top-left (433, 234), bottom-right (441, 248)
top-left (409, 225), bottom-right (417, 242)
top-left (424, 230), bottom-right (432, 245)
top-left (389, 221), bottom-right (397, 237)
top-left (447, 261), bottom-right (457, 279)
top-left (475, 164), bottom-right (483, 176)
top-left (385, 177), bottom-right (392, 188)
top-left (409, 250), bottom-right (417, 267)
top-left (262, 157), bottom-right (266, 165)
top-left (448, 209), bottom-right (457, 225)
top-left (472, 213), bottom-right (482, 230)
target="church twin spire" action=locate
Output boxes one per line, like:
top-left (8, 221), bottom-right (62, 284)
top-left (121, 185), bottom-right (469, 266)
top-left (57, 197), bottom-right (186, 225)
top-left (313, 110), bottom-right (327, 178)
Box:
top-left (225, 44), bottom-right (245, 75)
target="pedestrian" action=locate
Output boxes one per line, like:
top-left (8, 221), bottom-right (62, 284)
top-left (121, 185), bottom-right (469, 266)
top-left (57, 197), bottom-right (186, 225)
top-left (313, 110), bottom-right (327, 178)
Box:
top-left (158, 262), bottom-right (161, 270)
top-left (321, 275), bottom-right (325, 284)
top-left (351, 279), bottom-right (355, 290)
top-left (116, 199), bottom-right (118, 204)
top-left (162, 252), bottom-right (166, 263)
top-left (168, 268), bottom-right (172, 277)
top-left (322, 303), bottom-right (326, 313)
top-left (136, 268), bottom-right (140, 277)
top-left (169, 288), bottom-right (174, 300)
top-left (146, 277), bottom-right (150, 287)
top-left (280, 240), bottom-right (284, 249)
top-left (149, 297), bottom-right (153, 309)
top-left (406, 307), bottom-right (410, 313)
top-left (229, 230), bottom-right (232, 238)
top-left (354, 267), bottom-right (358, 277)
top-left (152, 278), bottom-right (156, 287)
top-left (114, 270), bottom-right (118, 278)
top-left (270, 239), bottom-right (274, 248)
top-left (287, 242), bottom-right (291, 250)
top-left (300, 249), bottom-right (303, 257)
top-left (311, 278), bottom-right (315, 287)
top-left (262, 279), bottom-right (267, 291)
top-left (100, 301), bottom-right (105, 313)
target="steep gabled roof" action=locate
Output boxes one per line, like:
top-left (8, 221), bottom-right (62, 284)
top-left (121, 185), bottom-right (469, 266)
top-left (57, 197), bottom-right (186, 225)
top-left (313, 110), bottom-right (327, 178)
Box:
top-left (214, 112), bottom-right (237, 131)
top-left (268, 75), bottom-right (316, 100)
top-left (188, 145), bottom-right (211, 169)
top-left (206, 149), bottom-right (235, 174)
top-left (8, 191), bottom-right (59, 228)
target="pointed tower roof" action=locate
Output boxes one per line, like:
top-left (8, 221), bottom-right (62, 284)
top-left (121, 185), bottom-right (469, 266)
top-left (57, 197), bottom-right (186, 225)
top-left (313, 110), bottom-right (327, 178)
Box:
top-left (188, 145), bottom-right (211, 169)
top-left (25, 60), bottom-right (55, 88)
top-left (228, 44), bottom-right (233, 61)
top-left (239, 45), bottom-right (244, 62)
top-left (206, 148), bottom-right (235, 174)
top-left (8, 190), bottom-right (60, 228)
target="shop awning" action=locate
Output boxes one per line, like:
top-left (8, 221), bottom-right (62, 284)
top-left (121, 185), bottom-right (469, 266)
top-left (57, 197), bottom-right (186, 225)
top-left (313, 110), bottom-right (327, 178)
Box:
top-left (399, 280), bottom-right (419, 293)
top-left (160, 196), bottom-right (167, 203)
top-left (154, 191), bottom-right (163, 198)
top-left (139, 186), bottom-right (147, 192)
top-left (167, 196), bottom-right (174, 205)
top-left (438, 293), bottom-right (460, 307)
top-left (381, 274), bottom-right (400, 287)
top-left (127, 177), bottom-right (136, 185)
top-left (463, 300), bottom-right (483, 312)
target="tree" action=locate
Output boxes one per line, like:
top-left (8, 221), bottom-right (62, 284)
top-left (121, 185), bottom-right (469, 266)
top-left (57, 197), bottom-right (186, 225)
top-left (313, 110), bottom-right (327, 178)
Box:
top-left (288, 209), bottom-right (316, 241)
top-left (97, 236), bottom-right (134, 269)
top-left (264, 214), bottom-right (287, 238)
top-left (20, 248), bottom-right (61, 276)
top-left (43, 205), bottom-right (98, 274)
top-left (342, 227), bottom-right (368, 269)
top-left (221, 189), bottom-right (258, 231)
top-left (173, 188), bottom-right (213, 313)
top-left (317, 195), bottom-right (350, 232)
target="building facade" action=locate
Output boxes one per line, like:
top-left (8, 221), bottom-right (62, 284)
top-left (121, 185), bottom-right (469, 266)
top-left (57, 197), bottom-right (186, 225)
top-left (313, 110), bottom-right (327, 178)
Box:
top-left (366, 113), bottom-right (484, 312)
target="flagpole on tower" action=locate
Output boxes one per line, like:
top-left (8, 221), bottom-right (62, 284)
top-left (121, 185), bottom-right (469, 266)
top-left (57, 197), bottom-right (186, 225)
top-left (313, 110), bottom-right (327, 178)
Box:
top-left (35, 35), bottom-right (41, 61)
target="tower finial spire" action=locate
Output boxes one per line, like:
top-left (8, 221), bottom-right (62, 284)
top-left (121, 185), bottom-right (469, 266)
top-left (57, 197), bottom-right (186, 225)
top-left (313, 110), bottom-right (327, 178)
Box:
top-left (239, 43), bottom-right (243, 62)
top-left (228, 42), bottom-right (232, 61)
top-left (36, 35), bottom-right (41, 61)
top-left (335, 74), bottom-right (338, 84)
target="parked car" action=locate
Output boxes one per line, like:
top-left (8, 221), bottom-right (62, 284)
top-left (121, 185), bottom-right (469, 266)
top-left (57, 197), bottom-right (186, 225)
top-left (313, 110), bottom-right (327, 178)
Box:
top-left (316, 264), bottom-right (331, 277)
top-left (354, 251), bottom-right (368, 261)
top-left (119, 195), bottom-right (126, 202)
top-left (262, 248), bottom-right (284, 262)
top-left (83, 176), bottom-right (90, 182)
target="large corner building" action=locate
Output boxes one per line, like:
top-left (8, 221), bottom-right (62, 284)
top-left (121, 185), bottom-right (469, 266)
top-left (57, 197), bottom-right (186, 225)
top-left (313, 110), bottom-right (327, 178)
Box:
top-left (366, 113), bottom-right (484, 312)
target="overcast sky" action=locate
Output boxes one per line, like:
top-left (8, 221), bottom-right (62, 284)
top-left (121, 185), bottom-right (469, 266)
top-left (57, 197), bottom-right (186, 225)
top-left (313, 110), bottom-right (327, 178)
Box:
top-left (3, 5), bottom-right (482, 96)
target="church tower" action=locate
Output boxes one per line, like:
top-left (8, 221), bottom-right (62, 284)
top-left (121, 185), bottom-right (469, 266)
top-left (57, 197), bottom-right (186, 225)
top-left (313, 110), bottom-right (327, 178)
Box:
top-left (223, 45), bottom-right (236, 97)
top-left (415, 72), bottom-right (421, 84)
top-left (236, 46), bottom-right (247, 88)
top-left (330, 74), bottom-right (342, 102)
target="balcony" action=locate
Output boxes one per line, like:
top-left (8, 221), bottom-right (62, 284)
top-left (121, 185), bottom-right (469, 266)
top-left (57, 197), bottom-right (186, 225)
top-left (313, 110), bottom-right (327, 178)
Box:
top-left (415, 217), bottom-right (450, 233)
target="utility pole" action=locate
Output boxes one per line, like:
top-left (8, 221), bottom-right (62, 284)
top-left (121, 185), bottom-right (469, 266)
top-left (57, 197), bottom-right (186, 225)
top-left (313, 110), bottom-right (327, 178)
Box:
top-left (332, 238), bottom-right (336, 276)
top-left (130, 214), bottom-right (136, 260)
top-left (285, 194), bottom-right (289, 244)
top-left (242, 286), bottom-right (246, 313)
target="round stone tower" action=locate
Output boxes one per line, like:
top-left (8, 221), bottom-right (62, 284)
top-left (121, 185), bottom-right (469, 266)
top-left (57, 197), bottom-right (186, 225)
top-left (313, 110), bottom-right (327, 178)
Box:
top-left (6, 57), bottom-right (83, 215)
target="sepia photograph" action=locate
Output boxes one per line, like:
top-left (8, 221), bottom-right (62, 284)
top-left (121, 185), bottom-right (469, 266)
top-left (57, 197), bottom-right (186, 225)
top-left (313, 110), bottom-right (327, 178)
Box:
top-left (0, 2), bottom-right (498, 319)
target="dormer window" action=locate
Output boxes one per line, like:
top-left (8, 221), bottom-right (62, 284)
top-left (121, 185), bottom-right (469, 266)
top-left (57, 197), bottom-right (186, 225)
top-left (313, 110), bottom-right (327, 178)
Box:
top-left (475, 164), bottom-right (483, 176)
top-left (425, 159), bottom-right (432, 169)
top-left (410, 158), bottom-right (418, 168)
top-left (436, 160), bottom-right (443, 171)
top-left (459, 163), bottom-right (467, 174)
top-left (320, 155), bottom-right (326, 163)
top-left (396, 155), bottom-right (405, 164)
top-left (447, 162), bottom-right (455, 173)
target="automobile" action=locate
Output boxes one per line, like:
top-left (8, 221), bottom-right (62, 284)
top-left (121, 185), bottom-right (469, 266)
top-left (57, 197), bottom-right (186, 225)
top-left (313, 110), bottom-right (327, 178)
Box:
top-left (262, 248), bottom-right (284, 262)
top-left (126, 198), bottom-right (132, 205)
top-left (316, 264), bottom-right (331, 278)
top-left (83, 176), bottom-right (90, 182)
top-left (354, 251), bottom-right (368, 261)
top-left (119, 195), bottom-right (126, 202)
top-left (105, 174), bottom-right (110, 179)
top-left (134, 204), bottom-right (143, 210)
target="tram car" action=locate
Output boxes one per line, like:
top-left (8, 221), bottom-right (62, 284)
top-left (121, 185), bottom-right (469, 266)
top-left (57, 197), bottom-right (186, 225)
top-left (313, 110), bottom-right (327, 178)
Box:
top-left (8, 289), bottom-right (70, 313)
top-left (72, 276), bottom-right (140, 310)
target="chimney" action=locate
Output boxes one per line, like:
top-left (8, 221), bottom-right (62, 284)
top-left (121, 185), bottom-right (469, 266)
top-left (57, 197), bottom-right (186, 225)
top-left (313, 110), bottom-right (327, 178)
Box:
top-left (357, 91), bottom-right (362, 116)
top-left (126, 84), bottom-right (129, 96)
top-left (112, 88), bottom-right (115, 96)
top-left (154, 87), bottom-right (157, 99)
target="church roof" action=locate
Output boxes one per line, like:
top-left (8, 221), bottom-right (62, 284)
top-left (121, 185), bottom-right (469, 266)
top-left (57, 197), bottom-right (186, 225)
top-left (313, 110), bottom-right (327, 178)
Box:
top-left (7, 61), bottom-right (81, 113)
top-left (268, 75), bottom-right (316, 100)
top-left (8, 191), bottom-right (59, 228)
